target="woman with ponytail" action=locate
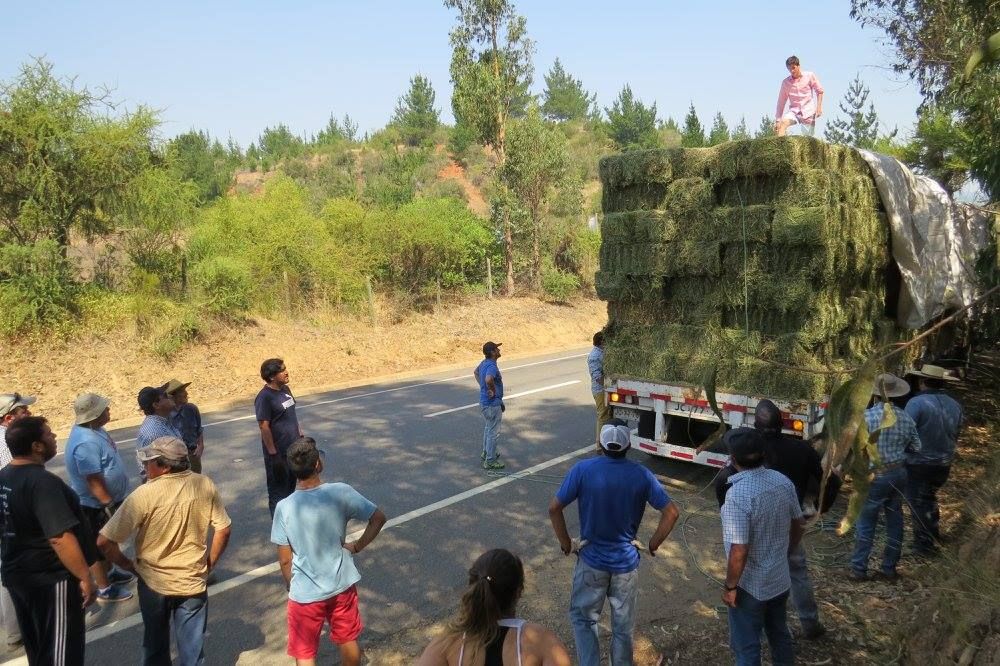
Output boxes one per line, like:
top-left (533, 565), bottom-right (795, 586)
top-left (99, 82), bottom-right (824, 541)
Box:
top-left (418, 549), bottom-right (571, 666)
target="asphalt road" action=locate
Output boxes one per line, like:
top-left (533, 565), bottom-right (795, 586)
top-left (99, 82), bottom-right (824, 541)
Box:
top-left (1, 348), bottom-right (722, 665)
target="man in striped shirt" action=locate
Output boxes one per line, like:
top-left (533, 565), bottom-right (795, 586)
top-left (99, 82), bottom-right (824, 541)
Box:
top-left (849, 374), bottom-right (921, 581)
top-left (135, 386), bottom-right (181, 478)
top-left (721, 427), bottom-right (803, 665)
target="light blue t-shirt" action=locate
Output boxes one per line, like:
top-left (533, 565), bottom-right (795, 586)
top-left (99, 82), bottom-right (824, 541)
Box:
top-left (476, 358), bottom-right (503, 407)
top-left (64, 425), bottom-right (130, 508)
top-left (270, 482), bottom-right (377, 603)
top-left (555, 456), bottom-right (670, 574)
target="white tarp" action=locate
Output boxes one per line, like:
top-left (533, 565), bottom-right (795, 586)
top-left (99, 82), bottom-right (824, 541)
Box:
top-left (857, 149), bottom-right (992, 330)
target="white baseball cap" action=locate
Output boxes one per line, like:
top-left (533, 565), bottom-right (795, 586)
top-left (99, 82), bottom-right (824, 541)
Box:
top-left (600, 424), bottom-right (631, 452)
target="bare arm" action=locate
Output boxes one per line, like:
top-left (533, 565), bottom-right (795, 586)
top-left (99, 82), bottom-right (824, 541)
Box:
top-left (84, 473), bottom-right (113, 506)
top-left (815, 91), bottom-right (824, 117)
top-left (51, 531), bottom-right (96, 607)
top-left (97, 534), bottom-right (136, 573)
top-left (208, 525), bottom-right (231, 570)
top-left (258, 421), bottom-right (277, 455)
top-left (485, 374), bottom-right (496, 398)
top-left (548, 497), bottom-right (572, 555)
top-left (345, 509), bottom-right (387, 554)
top-left (648, 501), bottom-right (680, 555)
top-left (277, 544), bottom-right (293, 590)
top-left (194, 433), bottom-right (205, 457)
top-left (722, 544), bottom-right (749, 607)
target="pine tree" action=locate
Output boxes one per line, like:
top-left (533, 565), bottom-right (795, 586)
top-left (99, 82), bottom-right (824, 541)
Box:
top-left (392, 74), bottom-right (440, 146)
top-left (540, 58), bottom-right (596, 122)
top-left (824, 75), bottom-right (881, 149)
top-left (605, 85), bottom-right (659, 150)
top-left (707, 112), bottom-right (730, 146)
top-left (681, 103), bottom-right (705, 147)
top-left (731, 116), bottom-right (751, 141)
top-left (755, 115), bottom-right (775, 138)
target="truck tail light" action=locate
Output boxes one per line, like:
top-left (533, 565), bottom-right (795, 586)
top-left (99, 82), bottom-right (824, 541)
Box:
top-left (610, 392), bottom-right (621, 403)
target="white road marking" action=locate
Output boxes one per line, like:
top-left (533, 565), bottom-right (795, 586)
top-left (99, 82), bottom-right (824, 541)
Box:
top-left (80, 352), bottom-right (589, 449)
top-left (0, 443), bottom-right (592, 658)
top-left (422, 380), bottom-right (581, 418)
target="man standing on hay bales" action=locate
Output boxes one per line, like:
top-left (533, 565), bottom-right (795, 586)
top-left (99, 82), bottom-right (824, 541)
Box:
top-left (774, 55), bottom-right (824, 137)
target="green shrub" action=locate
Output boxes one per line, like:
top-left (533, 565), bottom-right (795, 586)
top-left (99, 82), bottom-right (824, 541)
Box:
top-left (0, 240), bottom-right (78, 336)
top-left (541, 261), bottom-right (581, 303)
top-left (191, 256), bottom-right (252, 319)
top-left (152, 307), bottom-right (202, 359)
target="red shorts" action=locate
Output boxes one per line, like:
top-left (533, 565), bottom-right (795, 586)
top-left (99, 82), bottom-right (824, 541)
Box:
top-left (287, 585), bottom-right (363, 658)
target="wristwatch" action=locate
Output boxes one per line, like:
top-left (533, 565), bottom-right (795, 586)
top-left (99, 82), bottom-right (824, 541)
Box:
top-left (724, 584), bottom-right (738, 592)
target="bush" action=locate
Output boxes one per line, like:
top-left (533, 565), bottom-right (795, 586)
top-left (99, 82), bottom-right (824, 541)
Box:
top-left (0, 240), bottom-right (78, 336)
top-left (191, 256), bottom-right (252, 320)
top-left (541, 261), bottom-right (580, 303)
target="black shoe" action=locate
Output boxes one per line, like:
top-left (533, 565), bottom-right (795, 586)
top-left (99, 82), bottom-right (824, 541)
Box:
top-left (802, 623), bottom-right (827, 640)
top-left (847, 569), bottom-right (869, 582)
top-left (874, 570), bottom-right (900, 583)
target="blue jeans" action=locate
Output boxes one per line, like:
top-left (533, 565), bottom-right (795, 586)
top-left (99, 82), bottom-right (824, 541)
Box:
top-left (138, 578), bottom-right (208, 666)
top-left (787, 541), bottom-right (820, 630)
top-left (728, 589), bottom-right (794, 666)
top-left (481, 404), bottom-right (502, 462)
top-left (850, 465), bottom-right (906, 575)
top-left (569, 558), bottom-right (638, 666)
top-left (905, 463), bottom-right (950, 552)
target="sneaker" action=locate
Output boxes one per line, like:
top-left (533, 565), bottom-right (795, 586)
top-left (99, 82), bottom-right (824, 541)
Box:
top-left (802, 623), bottom-right (827, 640)
top-left (481, 451), bottom-right (500, 461)
top-left (96, 585), bottom-right (133, 602)
top-left (482, 460), bottom-right (506, 470)
top-left (107, 569), bottom-right (135, 585)
top-left (846, 569), bottom-right (869, 582)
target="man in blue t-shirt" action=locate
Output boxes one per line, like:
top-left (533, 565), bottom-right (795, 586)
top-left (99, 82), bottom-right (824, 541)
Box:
top-left (549, 423), bottom-right (680, 666)
top-left (255, 358), bottom-right (304, 516)
top-left (473, 341), bottom-right (505, 470)
top-left (64, 393), bottom-right (134, 603)
top-left (271, 437), bottom-right (386, 666)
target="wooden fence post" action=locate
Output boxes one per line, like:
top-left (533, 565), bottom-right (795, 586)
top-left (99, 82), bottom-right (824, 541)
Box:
top-left (486, 258), bottom-right (493, 299)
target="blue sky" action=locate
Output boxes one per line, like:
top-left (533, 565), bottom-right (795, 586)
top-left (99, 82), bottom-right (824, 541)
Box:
top-left (3, 0), bottom-right (922, 148)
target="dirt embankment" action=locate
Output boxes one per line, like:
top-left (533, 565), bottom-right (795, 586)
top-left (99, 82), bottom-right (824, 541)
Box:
top-left (7, 297), bottom-right (605, 435)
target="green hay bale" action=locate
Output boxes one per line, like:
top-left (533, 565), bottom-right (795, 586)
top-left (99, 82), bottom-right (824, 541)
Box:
top-left (595, 271), bottom-right (661, 302)
top-left (602, 182), bottom-right (668, 214)
top-left (843, 175), bottom-right (880, 210)
top-left (708, 205), bottom-right (773, 243)
top-left (771, 205), bottom-right (833, 245)
top-left (663, 178), bottom-right (714, 221)
top-left (598, 150), bottom-right (674, 189)
top-left (713, 169), bottom-right (837, 208)
top-left (600, 241), bottom-right (721, 277)
top-left (601, 211), bottom-right (677, 243)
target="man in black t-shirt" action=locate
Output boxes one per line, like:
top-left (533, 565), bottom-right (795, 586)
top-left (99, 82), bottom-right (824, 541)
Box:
top-left (1, 416), bottom-right (97, 665)
top-left (255, 358), bottom-right (303, 516)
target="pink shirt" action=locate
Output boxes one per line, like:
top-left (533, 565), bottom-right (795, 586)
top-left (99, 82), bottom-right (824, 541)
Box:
top-left (775, 71), bottom-right (824, 122)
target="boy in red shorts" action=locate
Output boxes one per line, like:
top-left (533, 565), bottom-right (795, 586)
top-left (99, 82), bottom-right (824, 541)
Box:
top-left (271, 437), bottom-right (387, 665)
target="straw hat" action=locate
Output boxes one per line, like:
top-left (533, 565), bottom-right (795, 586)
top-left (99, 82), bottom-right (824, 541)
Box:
top-left (74, 393), bottom-right (110, 425)
top-left (906, 364), bottom-right (960, 382)
top-left (871, 373), bottom-right (910, 398)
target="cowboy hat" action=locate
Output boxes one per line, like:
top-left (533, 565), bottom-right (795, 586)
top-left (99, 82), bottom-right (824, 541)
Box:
top-left (872, 373), bottom-right (910, 398)
top-left (905, 364), bottom-right (960, 382)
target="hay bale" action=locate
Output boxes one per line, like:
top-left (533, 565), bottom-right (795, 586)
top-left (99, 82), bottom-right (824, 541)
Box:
top-left (598, 137), bottom-right (895, 400)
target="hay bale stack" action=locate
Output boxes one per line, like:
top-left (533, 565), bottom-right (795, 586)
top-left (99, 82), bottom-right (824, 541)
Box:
top-left (597, 136), bottom-right (894, 400)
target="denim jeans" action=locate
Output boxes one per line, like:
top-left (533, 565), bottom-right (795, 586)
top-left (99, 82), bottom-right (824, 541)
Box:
top-left (850, 465), bottom-right (907, 575)
top-left (137, 578), bottom-right (208, 666)
top-left (727, 589), bottom-right (794, 666)
top-left (569, 558), bottom-right (638, 666)
top-left (264, 449), bottom-right (297, 517)
top-left (905, 463), bottom-right (950, 552)
top-left (481, 404), bottom-right (502, 462)
top-left (787, 541), bottom-right (820, 630)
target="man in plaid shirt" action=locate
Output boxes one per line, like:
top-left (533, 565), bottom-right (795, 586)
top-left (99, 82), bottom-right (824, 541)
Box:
top-left (720, 428), bottom-right (803, 666)
top-left (849, 373), bottom-right (921, 581)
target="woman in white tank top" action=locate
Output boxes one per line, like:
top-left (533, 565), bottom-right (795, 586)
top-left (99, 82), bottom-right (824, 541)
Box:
top-left (417, 549), bottom-right (571, 666)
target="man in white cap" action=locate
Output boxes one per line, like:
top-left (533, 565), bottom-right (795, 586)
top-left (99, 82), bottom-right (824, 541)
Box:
top-left (849, 373), bottom-right (921, 582)
top-left (98, 436), bottom-right (231, 665)
top-left (64, 393), bottom-right (134, 603)
top-left (549, 422), bottom-right (680, 665)
top-left (0, 392), bottom-right (35, 648)
top-left (0, 393), bottom-right (36, 468)
top-left (904, 364), bottom-right (963, 556)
